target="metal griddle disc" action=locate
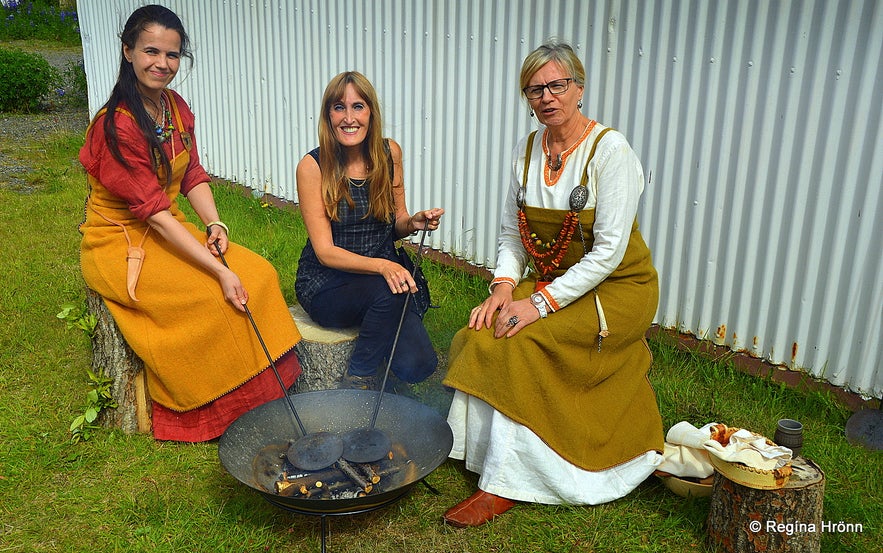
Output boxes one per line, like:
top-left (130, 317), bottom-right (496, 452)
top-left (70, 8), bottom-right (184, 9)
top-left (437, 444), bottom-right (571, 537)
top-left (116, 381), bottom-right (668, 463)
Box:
top-left (845, 407), bottom-right (883, 451)
top-left (287, 431), bottom-right (345, 471)
top-left (340, 427), bottom-right (393, 464)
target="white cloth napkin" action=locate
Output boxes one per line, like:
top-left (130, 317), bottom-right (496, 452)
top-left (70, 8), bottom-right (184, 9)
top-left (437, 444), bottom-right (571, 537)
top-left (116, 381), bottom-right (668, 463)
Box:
top-left (702, 428), bottom-right (792, 470)
top-left (657, 421), bottom-right (794, 477)
top-left (657, 421), bottom-right (717, 478)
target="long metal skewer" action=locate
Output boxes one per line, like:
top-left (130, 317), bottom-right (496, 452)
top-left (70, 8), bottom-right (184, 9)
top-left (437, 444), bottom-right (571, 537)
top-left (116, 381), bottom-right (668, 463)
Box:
top-left (339, 229), bottom-right (431, 463)
top-left (371, 228), bottom-right (431, 426)
top-left (213, 240), bottom-right (342, 471)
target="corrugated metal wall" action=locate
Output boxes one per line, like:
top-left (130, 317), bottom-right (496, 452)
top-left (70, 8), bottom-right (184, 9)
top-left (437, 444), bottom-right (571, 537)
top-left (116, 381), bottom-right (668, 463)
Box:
top-left (77, 0), bottom-right (882, 398)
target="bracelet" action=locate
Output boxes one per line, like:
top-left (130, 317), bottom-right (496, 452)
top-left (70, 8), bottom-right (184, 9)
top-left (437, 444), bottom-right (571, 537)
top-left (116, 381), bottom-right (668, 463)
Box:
top-left (206, 220), bottom-right (229, 235)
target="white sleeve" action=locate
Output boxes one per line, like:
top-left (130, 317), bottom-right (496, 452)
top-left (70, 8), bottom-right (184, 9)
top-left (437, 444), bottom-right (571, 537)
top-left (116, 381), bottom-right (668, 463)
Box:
top-left (543, 132), bottom-right (645, 310)
top-left (492, 138), bottom-right (532, 286)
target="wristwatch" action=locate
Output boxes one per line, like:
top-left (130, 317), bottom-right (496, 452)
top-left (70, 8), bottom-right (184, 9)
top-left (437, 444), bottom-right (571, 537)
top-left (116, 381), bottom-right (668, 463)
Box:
top-left (530, 292), bottom-right (548, 318)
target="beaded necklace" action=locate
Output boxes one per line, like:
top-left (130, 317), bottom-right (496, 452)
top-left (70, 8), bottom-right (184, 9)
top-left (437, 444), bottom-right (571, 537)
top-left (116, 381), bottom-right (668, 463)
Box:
top-left (516, 126), bottom-right (614, 279)
top-left (517, 208), bottom-right (580, 278)
top-left (153, 92), bottom-right (174, 143)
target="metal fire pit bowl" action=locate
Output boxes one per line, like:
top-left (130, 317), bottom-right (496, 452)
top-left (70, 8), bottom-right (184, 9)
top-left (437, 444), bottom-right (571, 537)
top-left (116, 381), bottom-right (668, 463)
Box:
top-left (218, 388), bottom-right (453, 515)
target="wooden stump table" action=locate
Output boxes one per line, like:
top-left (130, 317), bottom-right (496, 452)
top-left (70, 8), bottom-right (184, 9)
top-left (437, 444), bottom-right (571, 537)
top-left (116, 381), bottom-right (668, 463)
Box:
top-left (707, 456), bottom-right (825, 553)
top-left (289, 304), bottom-right (358, 392)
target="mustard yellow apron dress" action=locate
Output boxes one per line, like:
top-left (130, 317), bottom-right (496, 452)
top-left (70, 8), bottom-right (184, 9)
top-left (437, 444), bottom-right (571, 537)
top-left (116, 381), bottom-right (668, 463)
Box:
top-left (79, 93), bottom-right (301, 413)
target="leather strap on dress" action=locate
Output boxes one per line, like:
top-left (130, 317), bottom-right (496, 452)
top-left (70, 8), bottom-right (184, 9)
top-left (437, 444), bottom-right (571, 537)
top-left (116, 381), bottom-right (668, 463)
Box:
top-left (94, 209), bottom-right (150, 302)
top-left (165, 89), bottom-right (191, 152)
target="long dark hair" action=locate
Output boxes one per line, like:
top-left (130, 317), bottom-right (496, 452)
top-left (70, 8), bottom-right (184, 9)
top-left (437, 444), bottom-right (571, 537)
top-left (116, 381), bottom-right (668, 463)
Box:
top-left (98, 5), bottom-right (192, 183)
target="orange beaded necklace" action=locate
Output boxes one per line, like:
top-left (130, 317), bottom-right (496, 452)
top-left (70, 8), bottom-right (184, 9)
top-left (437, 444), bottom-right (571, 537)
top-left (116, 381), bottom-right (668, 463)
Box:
top-left (518, 208), bottom-right (580, 278)
top-left (516, 126), bottom-right (614, 280)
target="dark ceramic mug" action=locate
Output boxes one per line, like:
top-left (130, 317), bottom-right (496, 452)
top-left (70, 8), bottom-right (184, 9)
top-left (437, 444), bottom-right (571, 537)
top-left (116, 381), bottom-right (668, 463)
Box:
top-left (774, 418), bottom-right (804, 457)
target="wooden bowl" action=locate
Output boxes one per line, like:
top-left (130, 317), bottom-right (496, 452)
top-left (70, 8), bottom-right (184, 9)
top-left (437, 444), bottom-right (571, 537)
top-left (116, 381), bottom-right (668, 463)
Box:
top-left (657, 474), bottom-right (714, 498)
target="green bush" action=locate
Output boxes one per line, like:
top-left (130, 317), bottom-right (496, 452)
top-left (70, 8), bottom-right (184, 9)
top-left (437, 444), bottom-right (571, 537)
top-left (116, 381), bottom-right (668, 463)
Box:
top-left (0, 47), bottom-right (59, 112)
top-left (0, 1), bottom-right (81, 45)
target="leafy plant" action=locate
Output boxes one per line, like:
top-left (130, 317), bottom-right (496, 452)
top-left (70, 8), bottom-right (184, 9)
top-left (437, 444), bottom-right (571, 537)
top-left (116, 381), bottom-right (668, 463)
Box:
top-left (0, 0), bottom-right (81, 45)
top-left (56, 301), bottom-right (97, 338)
top-left (69, 368), bottom-right (117, 444)
top-left (0, 46), bottom-right (59, 112)
top-left (57, 301), bottom-right (113, 442)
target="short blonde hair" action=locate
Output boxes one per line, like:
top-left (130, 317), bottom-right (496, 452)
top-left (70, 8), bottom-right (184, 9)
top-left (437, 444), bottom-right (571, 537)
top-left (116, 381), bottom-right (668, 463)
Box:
top-left (519, 39), bottom-right (586, 95)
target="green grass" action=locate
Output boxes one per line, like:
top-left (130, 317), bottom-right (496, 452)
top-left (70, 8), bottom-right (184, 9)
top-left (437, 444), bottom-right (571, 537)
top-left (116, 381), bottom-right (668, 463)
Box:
top-left (0, 100), bottom-right (880, 553)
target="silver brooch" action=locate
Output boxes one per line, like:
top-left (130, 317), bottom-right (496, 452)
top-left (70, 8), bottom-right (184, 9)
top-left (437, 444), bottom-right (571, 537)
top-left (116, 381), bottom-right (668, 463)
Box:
top-left (569, 186), bottom-right (588, 211)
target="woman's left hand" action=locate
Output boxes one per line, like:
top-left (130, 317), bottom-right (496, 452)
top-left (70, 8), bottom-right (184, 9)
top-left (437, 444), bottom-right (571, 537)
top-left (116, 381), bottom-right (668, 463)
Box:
top-left (494, 297), bottom-right (540, 338)
top-left (206, 224), bottom-right (229, 255)
top-left (411, 208), bottom-right (445, 232)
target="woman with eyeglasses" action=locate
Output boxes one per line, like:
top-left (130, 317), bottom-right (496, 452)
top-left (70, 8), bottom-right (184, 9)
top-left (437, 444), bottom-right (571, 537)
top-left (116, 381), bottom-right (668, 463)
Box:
top-left (442, 39), bottom-right (664, 527)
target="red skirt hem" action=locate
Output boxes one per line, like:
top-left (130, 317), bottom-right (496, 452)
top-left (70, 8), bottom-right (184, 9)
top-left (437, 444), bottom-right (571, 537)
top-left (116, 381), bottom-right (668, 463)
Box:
top-left (150, 350), bottom-right (301, 442)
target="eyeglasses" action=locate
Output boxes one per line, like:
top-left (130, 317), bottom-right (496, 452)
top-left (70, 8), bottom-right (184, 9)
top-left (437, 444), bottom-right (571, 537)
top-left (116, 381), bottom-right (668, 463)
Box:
top-left (522, 78), bottom-right (573, 100)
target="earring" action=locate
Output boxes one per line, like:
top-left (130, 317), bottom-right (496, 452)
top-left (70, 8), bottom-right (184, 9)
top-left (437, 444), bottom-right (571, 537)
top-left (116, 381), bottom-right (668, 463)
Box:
top-left (578, 99), bottom-right (583, 109)
top-left (529, 110), bottom-right (535, 118)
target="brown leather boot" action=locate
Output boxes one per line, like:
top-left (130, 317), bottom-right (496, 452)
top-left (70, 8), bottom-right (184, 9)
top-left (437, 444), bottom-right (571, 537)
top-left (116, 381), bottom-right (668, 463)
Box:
top-left (443, 490), bottom-right (517, 527)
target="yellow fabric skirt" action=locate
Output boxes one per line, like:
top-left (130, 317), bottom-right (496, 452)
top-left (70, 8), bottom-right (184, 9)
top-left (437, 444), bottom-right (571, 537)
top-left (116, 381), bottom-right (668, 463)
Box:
top-left (80, 176), bottom-right (301, 412)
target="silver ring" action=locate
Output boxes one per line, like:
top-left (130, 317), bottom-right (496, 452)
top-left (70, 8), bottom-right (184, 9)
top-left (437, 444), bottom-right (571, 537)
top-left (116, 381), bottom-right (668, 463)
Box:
top-left (507, 316), bottom-right (519, 327)
top-left (399, 280), bottom-right (407, 286)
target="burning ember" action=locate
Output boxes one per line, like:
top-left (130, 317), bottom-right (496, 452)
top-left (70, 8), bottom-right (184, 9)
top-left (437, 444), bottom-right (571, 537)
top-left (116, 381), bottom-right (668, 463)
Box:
top-left (251, 440), bottom-right (416, 500)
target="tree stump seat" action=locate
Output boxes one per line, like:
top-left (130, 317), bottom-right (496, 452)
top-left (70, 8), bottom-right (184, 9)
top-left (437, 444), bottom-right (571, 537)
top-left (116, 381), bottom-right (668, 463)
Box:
top-left (85, 288), bottom-right (152, 434)
top-left (707, 455), bottom-right (825, 553)
top-left (86, 290), bottom-right (357, 435)
top-left (289, 304), bottom-right (358, 392)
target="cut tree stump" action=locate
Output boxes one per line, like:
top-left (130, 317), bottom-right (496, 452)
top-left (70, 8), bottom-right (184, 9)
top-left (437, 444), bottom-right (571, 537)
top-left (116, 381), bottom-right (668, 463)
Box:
top-left (85, 295), bottom-right (355, 432)
top-left (707, 456), bottom-right (825, 553)
top-left (290, 304), bottom-right (358, 392)
top-left (85, 288), bottom-right (152, 434)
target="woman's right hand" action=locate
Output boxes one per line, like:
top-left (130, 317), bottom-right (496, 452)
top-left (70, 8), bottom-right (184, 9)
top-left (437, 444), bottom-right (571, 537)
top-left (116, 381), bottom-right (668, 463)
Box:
top-left (381, 259), bottom-right (415, 295)
top-left (468, 284), bottom-right (514, 330)
top-left (219, 268), bottom-right (248, 312)
top-left (147, 210), bottom-right (247, 312)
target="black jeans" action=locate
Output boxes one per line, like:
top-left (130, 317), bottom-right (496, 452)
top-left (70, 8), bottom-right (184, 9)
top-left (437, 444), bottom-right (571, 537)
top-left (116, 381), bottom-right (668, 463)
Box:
top-left (306, 271), bottom-right (437, 383)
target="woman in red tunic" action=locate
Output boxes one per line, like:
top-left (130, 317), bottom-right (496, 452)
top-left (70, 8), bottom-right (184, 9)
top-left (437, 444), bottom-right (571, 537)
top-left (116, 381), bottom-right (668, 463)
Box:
top-left (79, 5), bottom-right (302, 442)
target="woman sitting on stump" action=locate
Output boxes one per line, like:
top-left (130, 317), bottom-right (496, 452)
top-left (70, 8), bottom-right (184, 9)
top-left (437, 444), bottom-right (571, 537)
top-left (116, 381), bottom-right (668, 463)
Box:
top-left (294, 71), bottom-right (443, 391)
top-left (442, 40), bottom-right (664, 527)
top-left (78, 5), bottom-right (302, 442)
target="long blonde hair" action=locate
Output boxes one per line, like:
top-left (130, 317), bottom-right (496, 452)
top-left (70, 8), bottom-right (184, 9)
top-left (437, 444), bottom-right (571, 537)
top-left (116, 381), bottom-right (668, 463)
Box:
top-left (317, 71), bottom-right (395, 222)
